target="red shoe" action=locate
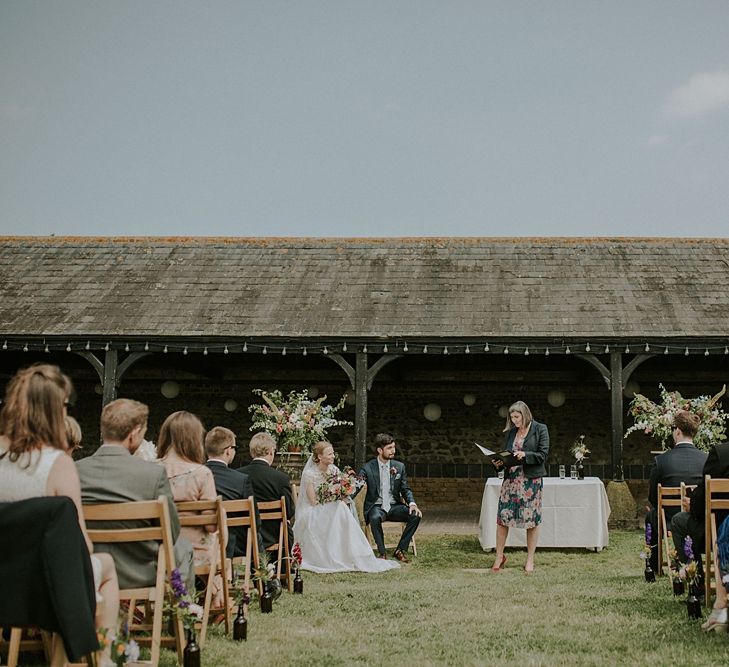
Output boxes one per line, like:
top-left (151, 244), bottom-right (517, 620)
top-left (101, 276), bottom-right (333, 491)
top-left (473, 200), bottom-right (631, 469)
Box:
top-left (491, 555), bottom-right (507, 572)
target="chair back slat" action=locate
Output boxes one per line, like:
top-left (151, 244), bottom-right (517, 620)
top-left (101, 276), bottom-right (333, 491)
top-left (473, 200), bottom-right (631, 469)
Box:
top-left (704, 476), bottom-right (729, 607)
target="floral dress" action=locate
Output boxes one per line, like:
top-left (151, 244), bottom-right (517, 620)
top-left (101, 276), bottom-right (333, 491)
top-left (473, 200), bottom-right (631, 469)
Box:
top-left (496, 434), bottom-right (543, 529)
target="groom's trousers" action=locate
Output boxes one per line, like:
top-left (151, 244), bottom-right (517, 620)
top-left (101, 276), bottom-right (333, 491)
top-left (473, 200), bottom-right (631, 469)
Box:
top-left (367, 503), bottom-right (420, 555)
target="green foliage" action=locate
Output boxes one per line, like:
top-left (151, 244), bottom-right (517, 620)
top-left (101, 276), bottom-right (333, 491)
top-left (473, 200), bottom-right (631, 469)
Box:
top-left (152, 532), bottom-right (727, 666)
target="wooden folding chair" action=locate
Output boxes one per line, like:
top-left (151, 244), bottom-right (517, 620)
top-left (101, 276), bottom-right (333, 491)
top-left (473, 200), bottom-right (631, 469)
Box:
top-left (175, 497), bottom-right (228, 646)
top-left (83, 497), bottom-right (185, 666)
top-left (656, 484), bottom-right (682, 577)
top-left (221, 496), bottom-right (261, 601)
top-left (705, 476), bottom-right (729, 607)
top-left (257, 496), bottom-right (292, 593)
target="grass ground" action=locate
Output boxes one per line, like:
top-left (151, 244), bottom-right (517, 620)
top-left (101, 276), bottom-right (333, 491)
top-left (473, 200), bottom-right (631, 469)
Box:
top-left (154, 531), bottom-right (728, 667)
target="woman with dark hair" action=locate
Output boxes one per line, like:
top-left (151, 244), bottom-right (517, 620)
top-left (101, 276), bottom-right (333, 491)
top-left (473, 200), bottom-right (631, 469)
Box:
top-left (0, 363), bottom-right (120, 664)
top-left (491, 400), bottom-right (550, 575)
top-left (158, 410), bottom-right (224, 606)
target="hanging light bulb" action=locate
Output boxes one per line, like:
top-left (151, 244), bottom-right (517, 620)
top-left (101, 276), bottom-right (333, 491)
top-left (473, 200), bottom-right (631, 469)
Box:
top-left (223, 345), bottom-right (229, 354)
top-left (342, 341), bottom-right (348, 352)
top-left (545, 348), bottom-right (550, 356)
top-left (144, 342), bottom-right (149, 351)
top-left (202, 347), bottom-right (207, 355)
top-left (23, 343), bottom-right (28, 352)
top-left (282, 347), bottom-right (287, 355)
top-left (44, 344), bottom-right (50, 353)
top-left (303, 347), bottom-right (308, 356)
top-left (243, 342), bottom-right (248, 352)
top-left (323, 346), bottom-right (329, 354)
top-left (484, 342), bottom-right (490, 352)
top-left (443, 346), bottom-right (449, 355)
top-left (625, 346), bottom-right (630, 353)
top-left (382, 344), bottom-right (388, 353)
top-left (163, 345), bottom-right (168, 353)
top-left (465, 345), bottom-right (470, 354)
top-left (104, 342), bottom-right (109, 351)
top-left (262, 346), bottom-right (267, 355)
top-left (85, 341), bottom-right (91, 350)
top-left (585, 343), bottom-right (590, 352)
top-left (664, 347), bottom-right (669, 355)
top-left (645, 343), bottom-right (650, 352)
top-left (725, 346), bottom-right (729, 355)
top-left (684, 347), bottom-right (689, 356)
top-left (403, 342), bottom-right (408, 352)
top-left (124, 343), bottom-right (130, 352)
top-left (423, 345), bottom-right (428, 354)
top-left (524, 347), bottom-right (529, 356)
top-left (66, 343), bottom-right (71, 352)
top-left (504, 346), bottom-right (509, 355)
top-left (2, 340), bottom-right (7, 350)
top-left (705, 348), bottom-right (710, 356)
top-left (604, 345), bottom-right (610, 354)
top-left (565, 346), bottom-right (571, 354)
top-left (183, 346), bottom-right (188, 355)
top-left (361, 345), bottom-right (366, 353)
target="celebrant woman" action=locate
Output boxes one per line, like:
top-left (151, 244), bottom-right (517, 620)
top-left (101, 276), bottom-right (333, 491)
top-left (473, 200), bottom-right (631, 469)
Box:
top-left (491, 400), bottom-right (550, 575)
top-left (294, 441), bottom-right (399, 573)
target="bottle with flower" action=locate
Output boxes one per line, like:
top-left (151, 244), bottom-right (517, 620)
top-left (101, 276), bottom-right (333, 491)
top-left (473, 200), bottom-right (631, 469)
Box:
top-left (639, 522), bottom-right (656, 582)
top-left (291, 542), bottom-right (304, 593)
top-left (679, 536), bottom-right (702, 619)
top-left (166, 568), bottom-right (204, 666)
top-left (570, 435), bottom-right (590, 480)
top-left (230, 563), bottom-right (251, 641)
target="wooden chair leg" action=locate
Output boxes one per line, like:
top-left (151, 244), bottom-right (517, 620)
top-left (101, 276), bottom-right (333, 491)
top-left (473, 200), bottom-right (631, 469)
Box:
top-left (6, 627), bottom-right (22, 667)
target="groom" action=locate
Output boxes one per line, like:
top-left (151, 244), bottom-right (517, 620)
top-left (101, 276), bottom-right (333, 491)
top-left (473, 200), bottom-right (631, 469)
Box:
top-left (357, 433), bottom-right (422, 563)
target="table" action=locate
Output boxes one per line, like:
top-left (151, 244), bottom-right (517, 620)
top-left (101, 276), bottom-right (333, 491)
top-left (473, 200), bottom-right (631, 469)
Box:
top-left (478, 477), bottom-right (611, 551)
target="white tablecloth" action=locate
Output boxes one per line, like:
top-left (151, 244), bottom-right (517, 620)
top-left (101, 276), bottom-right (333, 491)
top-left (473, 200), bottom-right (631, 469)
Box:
top-left (478, 477), bottom-right (611, 550)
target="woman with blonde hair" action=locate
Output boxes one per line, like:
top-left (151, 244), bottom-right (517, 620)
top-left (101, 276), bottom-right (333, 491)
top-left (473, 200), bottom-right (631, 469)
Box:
top-left (158, 410), bottom-right (224, 606)
top-left (491, 400), bottom-right (550, 575)
top-left (0, 363), bottom-right (119, 665)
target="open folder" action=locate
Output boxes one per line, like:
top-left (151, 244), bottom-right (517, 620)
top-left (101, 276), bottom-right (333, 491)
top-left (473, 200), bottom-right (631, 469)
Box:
top-left (474, 442), bottom-right (521, 469)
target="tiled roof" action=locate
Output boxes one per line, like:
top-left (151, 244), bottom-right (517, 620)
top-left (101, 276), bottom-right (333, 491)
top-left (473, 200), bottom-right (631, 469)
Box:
top-left (1, 236), bottom-right (728, 341)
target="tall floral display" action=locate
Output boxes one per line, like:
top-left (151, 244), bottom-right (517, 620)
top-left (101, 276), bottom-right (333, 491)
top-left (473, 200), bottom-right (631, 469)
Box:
top-left (625, 384), bottom-right (728, 452)
top-left (248, 389), bottom-right (352, 456)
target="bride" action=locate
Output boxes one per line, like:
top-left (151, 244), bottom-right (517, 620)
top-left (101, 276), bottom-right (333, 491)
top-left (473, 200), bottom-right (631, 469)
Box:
top-left (294, 441), bottom-right (400, 573)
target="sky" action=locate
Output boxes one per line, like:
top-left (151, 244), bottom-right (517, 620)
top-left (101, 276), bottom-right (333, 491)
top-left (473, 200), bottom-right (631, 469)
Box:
top-left (1, 1), bottom-right (729, 238)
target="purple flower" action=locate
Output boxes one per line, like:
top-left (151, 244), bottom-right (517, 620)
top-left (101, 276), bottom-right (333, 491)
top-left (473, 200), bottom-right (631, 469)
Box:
top-left (684, 536), bottom-right (694, 561)
top-left (170, 568), bottom-right (188, 598)
top-left (644, 522), bottom-right (652, 545)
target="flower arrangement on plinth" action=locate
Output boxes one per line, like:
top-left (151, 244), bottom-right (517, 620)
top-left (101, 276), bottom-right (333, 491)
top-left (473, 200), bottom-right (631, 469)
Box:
top-left (625, 384), bottom-right (728, 452)
top-left (166, 568), bottom-right (204, 630)
top-left (315, 466), bottom-right (358, 504)
top-left (97, 625), bottom-right (139, 666)
top-left (570, 435), bottom-right (590, 462)
top-left (249, 388), bottom-right (352, 455)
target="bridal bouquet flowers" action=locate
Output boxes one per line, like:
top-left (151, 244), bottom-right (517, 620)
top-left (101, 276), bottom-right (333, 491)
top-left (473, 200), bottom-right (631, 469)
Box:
top-left (625, 384), bottom-right (728, 451)
top-left (249, 389), bottom-right (352, 455)
top-left (316, 466), bottom-right (358, 504)
top-left (570, 434), bottom-right (590, 462)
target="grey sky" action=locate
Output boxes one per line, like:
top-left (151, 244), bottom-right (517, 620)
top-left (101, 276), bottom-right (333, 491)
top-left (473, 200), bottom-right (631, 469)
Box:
top-left (1, 1), bottom-right (728, 237)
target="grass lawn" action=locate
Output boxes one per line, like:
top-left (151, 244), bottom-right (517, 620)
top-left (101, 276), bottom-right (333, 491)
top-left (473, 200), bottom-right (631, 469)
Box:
top-left (155, 530), bottom-right (728, 666)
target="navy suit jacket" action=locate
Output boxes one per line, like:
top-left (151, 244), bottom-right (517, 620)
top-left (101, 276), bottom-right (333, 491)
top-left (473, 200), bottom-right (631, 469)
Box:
top-left (648, 442), bottom-right (707, 510)
top-left (357, 459), bottom-right (415, 523)
top-left (503, 420), bottom-right (550, 479)
top-left (206, 460), bottom-right (262, 557)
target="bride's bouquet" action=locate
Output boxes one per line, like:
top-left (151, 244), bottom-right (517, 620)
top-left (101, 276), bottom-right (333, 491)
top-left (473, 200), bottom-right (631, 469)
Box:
top-left (316, 466), bottom-right (358, 504)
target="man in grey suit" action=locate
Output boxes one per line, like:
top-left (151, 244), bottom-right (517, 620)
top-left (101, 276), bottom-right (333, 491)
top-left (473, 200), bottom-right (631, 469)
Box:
top-left (645, 409), bottom-right (707, 571)
top-left (356, 433), bottom-right (422, 563)
top-left (77, 398), bottom-right (194, 591)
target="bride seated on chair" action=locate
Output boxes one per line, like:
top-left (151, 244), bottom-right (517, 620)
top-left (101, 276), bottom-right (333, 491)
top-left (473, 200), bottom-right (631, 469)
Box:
top-left (293, 441), bottom-right (400, 574)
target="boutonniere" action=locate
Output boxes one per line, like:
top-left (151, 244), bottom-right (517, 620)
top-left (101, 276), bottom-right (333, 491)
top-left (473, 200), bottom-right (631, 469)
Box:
top-left (390, 466), bottom-right (398, 476)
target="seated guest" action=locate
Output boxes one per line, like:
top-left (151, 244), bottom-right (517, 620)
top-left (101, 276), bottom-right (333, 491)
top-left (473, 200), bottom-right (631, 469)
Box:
top-left (158, 411), bottom-right (225, 608)
top-left (205, 426), bottom-right (263, 558)
top-left (77, 398), bottom-right (195, 592)
top-left (0, 363), bottom-right (120, 665)
top-left (238, 432), bottom-right (295, 552)
top-left (65, 414), bottom-right (84, 456)
top-left (646, 410), bottom-right (706, 571)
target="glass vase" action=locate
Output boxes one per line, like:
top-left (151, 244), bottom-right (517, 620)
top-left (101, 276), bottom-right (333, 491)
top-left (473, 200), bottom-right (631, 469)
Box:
top-left (644, 561), bottom-right (656, 583)
top-left (293, 570), bottom-right (304, 594)
top-left (183, 628), bottom-right (201, 667)
top-left (577, 463), bottom-right (585, 480)
top-left (233, 605), bottom-right (247, 641)
top-left (260, 585), bottom-right (273, 613)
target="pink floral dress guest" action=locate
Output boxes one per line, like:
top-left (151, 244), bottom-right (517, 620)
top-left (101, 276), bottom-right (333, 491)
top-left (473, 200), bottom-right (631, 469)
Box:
top-left (497, 434), bottom-right (543, 529)
top-left (160, 450), bottom-right (223, 605)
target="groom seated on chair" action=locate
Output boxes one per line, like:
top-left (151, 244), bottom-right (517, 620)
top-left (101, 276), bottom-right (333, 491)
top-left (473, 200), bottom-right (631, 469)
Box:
top-left (356, 433), bottom-right (422, 563)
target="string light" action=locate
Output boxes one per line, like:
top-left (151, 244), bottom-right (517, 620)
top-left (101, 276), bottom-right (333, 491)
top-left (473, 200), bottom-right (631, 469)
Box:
top-left (705, 348), bottom-right (710, 356)
top-left (124, 343), bottom-right (130, 352)
top-left (85, 341), bottom-right (91, 350)
top-left (224, 345), bottom-right (229, 354)
top-left (725, 347), bottom-right (729, 355)
top-left (585, 343), bottom-right (590, 352)
top-left (604, 345), bottom-right (610, 354)
top-left (403, 342), bottom-right (408, 352)
top-left (342, 341), bottom-right (347, 352)
top-left (163, 345), bottom-right (168, 353)
top-left (685, 347), bottom-right (689, 356)
top-left (203, 347), bottom-right (208, 355)
top-left (144, 342), bottom-right (149, 351)
top-left (382, 344), bottom-right (388, 353)
top-left (104, 342), bottom-right (109, 351)
top-left (262, 346), bottom-right (267, 355)
top-left (465, 345), bottom-right (470, 354)
top-left (44, 344), bottom-right (49, 353)
top-left (645, 343), bottom-right (650, 352)
top-left (323, 346), bottom-right (329, 354)
top-left (243, 342), bottom-right (248, 352)
top-left (2, 340), bottom-right (6, 350)
top-left (303, 347), bottom-right (307, 356)
top-left (361, 345), bottom-right (366, 353)
top-left (664, 347), bottom-right (669, 355)
top-left (66, 343), bottom-right (71, 352)
top-left (423, 345), bottom-right (428, 354)
top-left (503, 346), bottom-right (509, 355)
top-left (565, 346), bottom-right (571, 354)
top-left (183, 346), bottom-right (188, 355)
top-left (282, 347), bottom-right (286, 355)
top-left (23, 343), bottom-right (28, 352)
top-left (443, 346), bottom-right (449, 355)
top-left (484, 342), bottom-right (489, 352)
top-left (524, 347), bottom-right (529, 356)
top-left (625, 346), bottom-right (630, 354)
top-left (545, 348), bottom-right (550, 356)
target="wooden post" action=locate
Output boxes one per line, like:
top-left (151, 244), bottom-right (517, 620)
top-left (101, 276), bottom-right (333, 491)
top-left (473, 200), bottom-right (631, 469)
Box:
top-left (354, 352), bottom-right (368, 471)
top-left (610, 351), bottom-right (624, 481)
top-left (102, 349), bottom-right (118, 407)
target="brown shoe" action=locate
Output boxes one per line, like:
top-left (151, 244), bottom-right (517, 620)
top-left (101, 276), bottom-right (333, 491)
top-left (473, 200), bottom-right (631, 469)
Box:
top-left (377, 553), bottom-right (388, 560)
top-left (393, 549), bottom-right (411, 563)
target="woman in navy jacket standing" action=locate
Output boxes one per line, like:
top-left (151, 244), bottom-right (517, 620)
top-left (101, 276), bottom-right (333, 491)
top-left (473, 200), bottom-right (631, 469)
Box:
top-left (491, 400), bottom-right (549, 574)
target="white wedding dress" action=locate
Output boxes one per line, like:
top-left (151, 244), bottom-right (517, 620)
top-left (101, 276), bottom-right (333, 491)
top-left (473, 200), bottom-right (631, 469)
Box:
top-left (294, 459), bottom-right (400, 574)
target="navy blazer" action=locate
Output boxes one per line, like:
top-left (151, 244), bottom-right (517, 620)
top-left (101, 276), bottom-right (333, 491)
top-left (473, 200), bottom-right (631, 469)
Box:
top-left (648, 442), bottom-right (707, 510)
top-left (503, 420), bottom-right (550, 479)
top-left (357, 459), bottom-right (415, 522)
